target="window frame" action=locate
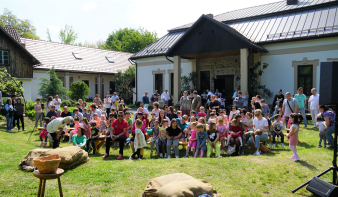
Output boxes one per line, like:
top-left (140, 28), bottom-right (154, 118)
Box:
top-left (297, 65), bottom-right (313, 96)
top-left (200, 70), bottom-right (211, 92)
top-left (0, 50), bottom-right (10, 65)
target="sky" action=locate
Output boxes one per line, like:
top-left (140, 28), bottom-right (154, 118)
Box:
top-left (0, 0), bottom-right (282, 44)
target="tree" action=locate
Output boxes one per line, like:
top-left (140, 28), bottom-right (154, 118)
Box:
top-left (104, 27), bottom-right (158, 53)
top-left (59, 24), bottom-right (78, 44)
top-left (68, 81), bottom-right (90, 101)
top-left (181, 71), bottom-right (197, 92)
top-left (114, 65), bottom-right (135, 104)
top-left (46, 28), bottom-right (52, 41)
top-left (0, 68), bottom-right (24, 96)
top-left (0, 8), bottom-right (39, 39)
top-left (76, 41), bottom-right (96, 48)
top-left (38, 66), bottom-right (68, 99)
top-left (249, 61), bottom-right (273, 99)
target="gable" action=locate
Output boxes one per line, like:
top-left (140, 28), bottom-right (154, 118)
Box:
top-left (167, 15), bottom-right (266, 57)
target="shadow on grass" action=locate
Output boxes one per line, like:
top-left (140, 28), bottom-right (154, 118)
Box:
top-left (296, 160), bottom-right (318, 171)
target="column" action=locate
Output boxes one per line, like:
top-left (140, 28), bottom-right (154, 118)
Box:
top-left (240, 48), bottom-right (248, 93)
top-left (173, 56), bottom-right (181, 105)
top-left (97, 75), bottom-right (102, 99)
top-left (191, 59), bottom-right (196, 90)
top-left (64, 72), bottom-right (70, 99)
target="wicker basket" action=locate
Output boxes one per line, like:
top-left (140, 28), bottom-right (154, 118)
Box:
top-left (33, 154), bottom-right (61, 174)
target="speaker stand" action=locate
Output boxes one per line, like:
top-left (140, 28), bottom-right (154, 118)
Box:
top-left (292, 103), bottom-right (338, 193)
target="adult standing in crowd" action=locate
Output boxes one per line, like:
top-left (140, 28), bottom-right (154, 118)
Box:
top-left (152, 90), bottom-right (160, 102)
top-left (53, 95), bottom-right (61, 111)
top-left (93, 94), bottom-right (101, 106)
top-left (319, 105), bottom-right (336, 149)
top-left (180, 91), bottom-right (191, 116)
top-left (234, 91), bottom-right (245, 109)
top-left (277, 89), bottom-right (284, 108)
top-left (209, 95), bottom-right (221, 114)
top-left (282, 92), bottom-right (299, 127)
top-left (34, 98), bottom-right (43, 128)
top-left (15, 97), bottom-right (25, 131)
top-left (232, 89), bottom-right (238, 103)
top-left (11, 94), bottom-right (17, 128)
top-left (47, 117), bottom-right (74, 149)
top-left (191, 91), bottom-right (201, 116)
top-left (249, 109), bottom-right (269, 156)
top-left (5, 99), bottom-right (14, 133)
top-left (104, 93), bottom-right (112, 118)
top-left (294, 87), bottom-right (307, 128)
top-left (61, 106), bottom-right (72, 117)
top-left (309, 88), bottom-right (320, 128)
top-left (103, 111), bottom-right (129, 160)
top-left (111, 92), bottom-right (119, 104)
top-left (161, 89), bottom-right (170, 105)
top-left (207, 89), bottom-right (213, 97)
top-left (45, 96), bottom-right (53, 116)
top-left (142, 91), bottom-right (150, 110)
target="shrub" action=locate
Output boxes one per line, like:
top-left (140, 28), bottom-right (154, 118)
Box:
top-left (61, 100), bottom-right (72, 108)
top-left (25, 100), bottom-right (35, 111)
top-left (128, 104), bottom-right (136, 108)
top-left (68, 81), bottom-right (90, 101)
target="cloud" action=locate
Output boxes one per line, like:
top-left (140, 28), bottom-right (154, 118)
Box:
top-left (47, 25), bottom-right (61, 33)
top-left (83, 2), bottom-right (97, 10)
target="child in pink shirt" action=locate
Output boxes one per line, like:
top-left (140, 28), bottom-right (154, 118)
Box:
top-left (184, 122), bottom-right (197, 158)
top-left (216, 117), bottom-right (226, 154)
top-left (197, 106), bottom-right (206, 119)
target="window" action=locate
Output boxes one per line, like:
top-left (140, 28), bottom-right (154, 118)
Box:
top-left (200, 71), bottom-right (210, 92)
top-left (82, 80), bottom-right (89, 87)
top-left (72, 52), bottom-right (82, 59)
top-left (0, 50), bottom-right (9, 65)
top-left (298, 65), bottom-right (313, 96)
top-left (106, 56), bottom-right (114, 63)
top-left (154, 73), bottom-right (163, 94)
top-left (110, 81), bottom-right (115, 94)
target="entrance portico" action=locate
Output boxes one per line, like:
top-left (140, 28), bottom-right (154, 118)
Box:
top-left (166, 15), bottom-right (267, 104)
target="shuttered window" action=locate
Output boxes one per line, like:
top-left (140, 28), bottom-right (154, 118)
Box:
top-left (0, 50), bottom-right (9, 65)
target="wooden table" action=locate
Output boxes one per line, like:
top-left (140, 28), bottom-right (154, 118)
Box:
top-left (33, 168), bottom-right (64, 197)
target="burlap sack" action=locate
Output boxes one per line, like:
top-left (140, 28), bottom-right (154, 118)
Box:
top-left (58, 149), bottom-right (90, 170)
top-left (41, 146), bottom-right (83, 164)
top-left (157, 179), bottom-right (214, 197)
top-left (19, 148), bottom-right (52, 166)
top-left (142, 173), bottom-right (194, 197)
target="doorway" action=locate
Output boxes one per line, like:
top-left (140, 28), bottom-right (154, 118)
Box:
top-left (214, 75), bottom-right (234, 97)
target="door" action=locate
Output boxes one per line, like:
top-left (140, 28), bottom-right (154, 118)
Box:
top-left (215, 75), bottom-right (234, 96)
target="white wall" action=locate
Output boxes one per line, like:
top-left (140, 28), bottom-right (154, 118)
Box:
top-left (135, 56), bottom-right (192, 102)
top-left (28, 70), bottom-right (49, 101)
top-left (260, 37), bottom-right (338, 104)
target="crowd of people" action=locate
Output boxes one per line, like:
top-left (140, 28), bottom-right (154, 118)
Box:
top-left (1, 87), bottom-right (336, 162)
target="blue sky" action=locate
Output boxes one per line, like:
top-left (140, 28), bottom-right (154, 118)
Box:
top-left (0, 0), bottom-right (281, 44)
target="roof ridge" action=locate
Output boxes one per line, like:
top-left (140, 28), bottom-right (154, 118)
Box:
top-left (21, 37), bottom-right (134, 55)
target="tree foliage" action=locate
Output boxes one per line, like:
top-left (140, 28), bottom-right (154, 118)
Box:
top-left (114, 65), bottom-right (135, 104)
top-left (181, 71), bottom-right (197, 92)
top-left (38, 66), bottom-right (68, 99)
top-left (0, 8), bottom-right (39, 39)
top-left (68, 81), bottom-right (90, 101)
top-left (0, 68), bottom-right (24, 96)
top-left (104, 27), bottom-right (158, 53)
top-left (59, 24), bottom-right (78, 44)
top-left (249, 62), bottom-right (273, 99)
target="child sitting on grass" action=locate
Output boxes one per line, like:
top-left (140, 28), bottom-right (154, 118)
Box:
top-left (130, 119), bottom-right (147, 160)
top-left (39, 117), bottom-right (50, 147)
top-left (207, 120), bottom-right (221, 158)
top-left (194, 123), bottom-right (207, 158)
top-left (69, 116), bottom-right (81, 144)
top-left (157, 119), bottom-right (168, 158)
top-left (216, 117), bottom-right (226, 154)
top-left (316, 113), bottom-right (326, 148)
top-left (272, 114), bottom-right (285, 148)
top-left (99, 115), bottom-right (108, 135)
top-left (150, 120), bottom-right (160, 155)
top-left (87, 122), bottom-right (100, 154)
top-left (197, 106), bottom-right (206, 119)
top-left (184, 121), bottom-right (197, 158)
top-left (56, 109), bottom-right (62, 118)
top-left (227, 118), bottom-right (243, 147)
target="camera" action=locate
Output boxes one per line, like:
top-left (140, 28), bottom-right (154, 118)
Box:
top-left (41, 103), bottom-right (45, 110)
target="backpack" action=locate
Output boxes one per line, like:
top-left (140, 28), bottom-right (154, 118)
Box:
top-left (1, 108), bottom-right (8, 116)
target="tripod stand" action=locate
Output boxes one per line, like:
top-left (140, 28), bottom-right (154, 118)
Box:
top-left (292, 104), bottom-right (338, 193)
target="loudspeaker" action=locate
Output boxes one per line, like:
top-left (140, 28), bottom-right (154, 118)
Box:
top-left (306, 177), bottom-right (338, 197)
top-left (319, 61), bottom-right (338, 105)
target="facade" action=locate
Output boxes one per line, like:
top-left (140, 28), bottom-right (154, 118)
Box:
top-left (131, 0), bottom-right (338, 105)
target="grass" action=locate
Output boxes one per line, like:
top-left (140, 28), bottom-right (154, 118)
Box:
top-left (0, 118), bottom-right (334, 196)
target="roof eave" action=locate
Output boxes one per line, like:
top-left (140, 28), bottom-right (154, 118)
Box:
top-left (33, 67), bottom-right (116, 75)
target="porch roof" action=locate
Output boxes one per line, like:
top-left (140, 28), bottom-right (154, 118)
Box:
top-left (166, 15), bottom-right (267, 57)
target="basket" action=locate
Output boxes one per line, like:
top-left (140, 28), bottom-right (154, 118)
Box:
top-left (146, 129), bottom-right (153, 135)
top-left (33, 154), bottom-right (61, 174)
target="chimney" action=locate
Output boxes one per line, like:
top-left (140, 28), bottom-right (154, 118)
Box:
top-left (287, 0), bottom-right (298, 5)
top-left (206, 14), bottom-right (213, 19)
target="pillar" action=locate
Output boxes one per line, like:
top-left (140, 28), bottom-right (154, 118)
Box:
top-left (240, 48), bottom-right (248, 93)
top-left (64, 72), bottom-right (70, 99)
top-left (97, 75), bottom-right (102, 99)
top-left (173, 56), bottom-right (181, 105)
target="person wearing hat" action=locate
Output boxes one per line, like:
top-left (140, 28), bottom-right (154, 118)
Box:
top-left (191, 91), bottom-right (201, 116)
top-left (47, 116), bottom-right (74, 149)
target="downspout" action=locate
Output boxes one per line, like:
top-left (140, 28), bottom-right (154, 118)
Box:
top-left (166, 56), bottom-right (174, 63)
top-left (128, 58), bottom-right (137, 104)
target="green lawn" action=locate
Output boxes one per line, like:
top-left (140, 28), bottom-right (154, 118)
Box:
top-left (0, 118), bottom-right (334, 196)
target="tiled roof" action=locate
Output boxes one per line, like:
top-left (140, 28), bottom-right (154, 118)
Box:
top-left (21, 38), bottom-right (134, 74)
top-left (132, 0), bottom-right (338, 60)
top-left (169, 0), bottom-right (338, 32)
top-left (2, 26), bottom-right (21, 43)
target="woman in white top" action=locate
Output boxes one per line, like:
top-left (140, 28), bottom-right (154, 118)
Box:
top-left (45, 96), bottom-right (54, 116)
top-left (248, 109), bottom-right (269, 156)
top-left (104, 94), bottom-right (112, 118)
top-left (229, 105), bottom-right (240, 120)
top-left (47, 116), bottom-right (74, 149)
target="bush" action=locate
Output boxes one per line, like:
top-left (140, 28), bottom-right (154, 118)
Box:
top-left (61, 100), bottom-right (77, 108)
top-left (128, 104), bottom-right (136, 108)
top-left (68, 81), bottom-right (90, 101)
top-left (25, 109), bottom-right (35, 119)
top-left (25, 100), bottom-right (35, 111)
